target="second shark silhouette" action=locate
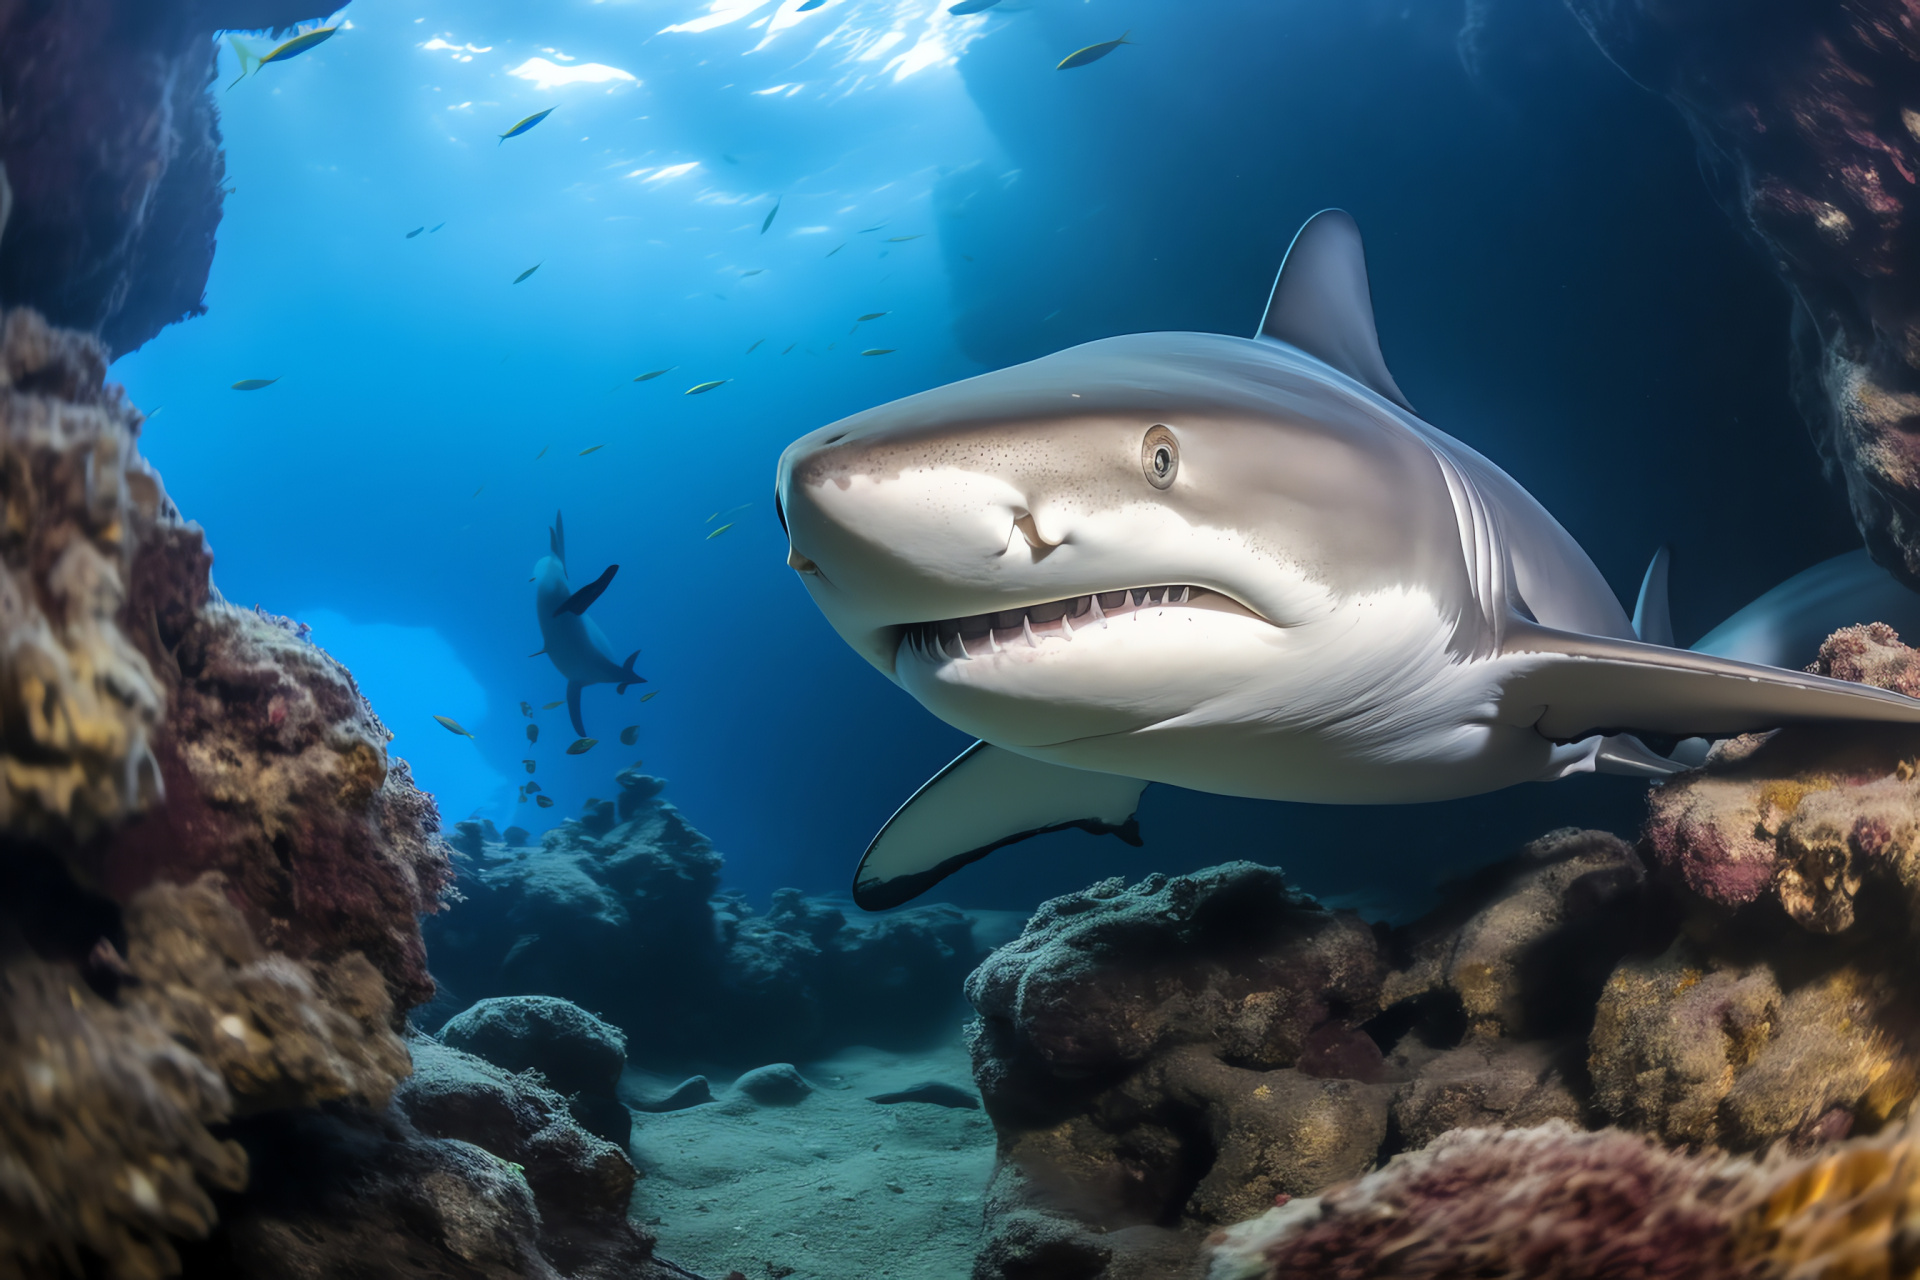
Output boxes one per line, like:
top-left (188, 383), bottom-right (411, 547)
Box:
top-left (533, 511), bottom-right (643, 737)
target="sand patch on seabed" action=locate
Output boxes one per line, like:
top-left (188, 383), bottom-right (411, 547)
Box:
top-left (626, 1039), bottom-right (995, 1279)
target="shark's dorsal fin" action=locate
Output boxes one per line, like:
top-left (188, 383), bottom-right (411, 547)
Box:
top-left (550, 510), bottom-right (566, 570)
top-left (1258, 209), bottom-right (1414, 413)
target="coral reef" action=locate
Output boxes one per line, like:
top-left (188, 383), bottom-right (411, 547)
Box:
top-left (441, 995), bottom-right (631, 1145)
top-left (424, 765), bottom-right (986, 1066)
top-left (1563, 0), bottom-right (1920, 587)
top-left (0, 1), bottom-right (336, 356)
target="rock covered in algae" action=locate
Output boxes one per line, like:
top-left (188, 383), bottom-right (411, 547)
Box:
top-left (0, 874), bottom-right (411, 1280)
top-left (1210, 1116), bottom-right (1920, 1280)
top-left (0, 307), bottom-right (167, 843)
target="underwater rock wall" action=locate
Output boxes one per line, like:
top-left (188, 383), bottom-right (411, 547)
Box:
top-left (0, 305), bottom-right (618, 1277)
top-left (423, 765), bottom-right (989, 1068)
top-left (1563, 0), bottom-right (1920, 588)
top-left (0, 0), bottom-right (330, 356)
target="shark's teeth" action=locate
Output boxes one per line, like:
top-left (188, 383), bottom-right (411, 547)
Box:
top-left (900, 584), bottom-right (1224, 662)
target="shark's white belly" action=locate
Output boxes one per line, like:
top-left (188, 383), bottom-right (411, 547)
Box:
top-left (895, 585), bottom-right (1559, 804)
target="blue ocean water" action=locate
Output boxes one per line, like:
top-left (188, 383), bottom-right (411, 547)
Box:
top-left (111, 0), bottom-right (1858, 916)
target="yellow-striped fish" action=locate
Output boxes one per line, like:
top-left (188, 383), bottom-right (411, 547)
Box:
top-left (686, 380), bottom-right (728, 395)
top-left (433, 715), bottom-right (475, 738)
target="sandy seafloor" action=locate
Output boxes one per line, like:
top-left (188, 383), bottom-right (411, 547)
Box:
top-left (624, 1039), bottom-right (996, 1279)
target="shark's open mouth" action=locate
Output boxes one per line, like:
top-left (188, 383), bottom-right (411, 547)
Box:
top-left (898, 585), bottom-right (1265, 660)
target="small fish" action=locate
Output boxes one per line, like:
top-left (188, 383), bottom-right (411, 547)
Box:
top-left (406, 227), bottom-right (424, 238)
top-left (567, 738), bottom-right (598, 755)
top-left (859, 224), bottom-right (887, 233)
top-left (514, 264), bottom-right (541, 284)
top-left (1057, 31), bottom-right (1132, 70)
top-left (499, 107), bottom-right (556, 144)
top-left (885, 235), bottom-right (922, 243)
top-left (746, 339), bottom-right (765, 354)
top-left (579, 444), bottom-right (605, 456)
top-left (434, 715), bottom-right (475, 738)
top-left (584, 796), bottom-right (602, 809)
top-left (723, 153), bottom-right (741, 164)
top-left (526, 724), bottom-right (539, 743)
top-left (798, 0), bottom-right (828, 9)
top-left (857, 311), bottom-right (890, 322)
top-left (641, 691), bottom-right (659, 702)
top-left (431, 222), bottom-right (446, 232)
top-left (227, 25), bottom-right (338, 88)
top-left (524, 780), bottom-right (542, 795)
top-left (536, 794), bottom-right (554, 808)
top-left (825, 243), bottom-right (846, 258)
top-left (761, 197), bottom-right (781, 235)
top-left (686, 380), bottom-right (728, 395)
top-left (741, 269), bottom-right (765, 277)
top-left (231, 378), bottom-right (279, 391)
top-left (948, 0), bottom-right (1001, 11)
top-left (619, 726), bottom-right (640, 745)
top-left (962, 253), bottom-right (976, 262)
top-left (862, 348), bottom-right (897, 356)
top-left (634, 368), bottom-right (674, 381)
top-left (707, 523), bottom-right (734, 539)
top-left (472, 485), bottom-right (485, 498)
top-left (542, 700), bottom-right (563, 710)
top-left (520, 701), bottom-right (533, 717)
top-left (783, 343), bottom-right (796, 354)
top-left (535, 445), bottom-right (549, 459)
top-left (523, 759), bottom-right (537, 773)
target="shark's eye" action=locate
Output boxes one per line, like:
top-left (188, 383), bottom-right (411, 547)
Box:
top-left (1142, 425), bottom-right (1179, 490)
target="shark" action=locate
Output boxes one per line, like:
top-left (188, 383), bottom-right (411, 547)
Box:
top-left (774, 209), bottom-right (1920, 910)
top-left (533, 511), bottom-right (644, 737)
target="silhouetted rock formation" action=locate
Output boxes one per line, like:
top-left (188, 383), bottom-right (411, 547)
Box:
top-left (423, 766), bottom-right (988, 1067)
top-left (0, 1), bottom-right (334, 356)
top-left (1563, 0), bottom-right (1920, 587)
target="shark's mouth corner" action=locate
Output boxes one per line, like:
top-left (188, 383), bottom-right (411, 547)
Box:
top-left (896, 585), bottom-right (1268, 662)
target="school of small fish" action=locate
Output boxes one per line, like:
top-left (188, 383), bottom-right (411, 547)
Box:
top-left (220, 9), bottom-right (1138, 828)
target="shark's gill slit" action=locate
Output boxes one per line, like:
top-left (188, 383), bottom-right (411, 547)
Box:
top-left (900, 585), bottom-right (1253, 659)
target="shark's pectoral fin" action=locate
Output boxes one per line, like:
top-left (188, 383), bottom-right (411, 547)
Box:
top-left (1256, 209), bottom-right (1414, 413)
top-left (566, 681), bottom-right (587, 737)
top-left (853, 742), bottom-right (1146, 911)
top-left (1500, 618), bottom-right (1920, 740)
top-left (556, 564), bottom-right (618, 617)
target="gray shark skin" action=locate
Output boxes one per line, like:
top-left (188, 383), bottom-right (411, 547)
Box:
top-left (775, 210), bottom-right (1920, 909)
top-left (535, 511), bottom-right (643, 737)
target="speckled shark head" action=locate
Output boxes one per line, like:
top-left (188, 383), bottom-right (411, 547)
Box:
top-left (773, 321), bottom-right (1488, 754)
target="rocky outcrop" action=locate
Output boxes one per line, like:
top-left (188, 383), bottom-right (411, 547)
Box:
top-left (424, 765), bottom-right (986, 1067)
top-left (0, 0), bottom-right (337, 356)
top-left (966, 802), bottom-right (1920, 1277)
top-left (441, 995), bottom-right (631, 1145)
top-left (195, 1038), bottom-right (702, 1280)
top-left (1563, 0), bottom-right (1920, 588)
